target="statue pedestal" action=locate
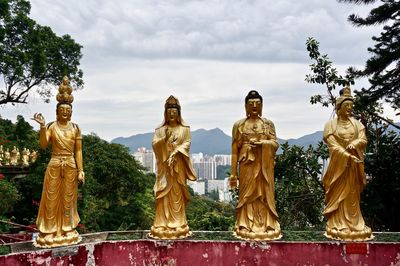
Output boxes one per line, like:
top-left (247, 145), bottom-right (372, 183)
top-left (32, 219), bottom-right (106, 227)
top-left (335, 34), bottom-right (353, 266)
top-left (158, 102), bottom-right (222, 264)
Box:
top-left (1, 232), bottom-right (400, 265)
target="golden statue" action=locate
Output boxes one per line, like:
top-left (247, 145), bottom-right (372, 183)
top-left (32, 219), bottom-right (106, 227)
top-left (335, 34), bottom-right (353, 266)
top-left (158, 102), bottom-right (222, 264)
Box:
top-left (4, 148), bottom-right (10, 166)
top-left (323, 86), bottom-right (373, 241)
top-left (10, 146), bottom-right (18, 166)
top-left (30, 149), bottom-right (38, 164)
top-left (32, 76), bottom-right (85, 248)
top-left (230, 90), bottom-right (282, 240)
top-left (150, 95), bottom-right (197, 239)
top-left (22, 148), bottom-right (29, 166)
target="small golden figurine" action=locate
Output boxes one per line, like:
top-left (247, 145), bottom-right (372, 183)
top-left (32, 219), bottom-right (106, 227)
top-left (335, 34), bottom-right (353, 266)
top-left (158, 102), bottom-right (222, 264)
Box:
top-left (4, 148), bottom-right (10, 165)
top-left (21, 148), bottom-right (29, 166)
top-left (149, 96), bottom-right (197, 239)
top-left (323, 86), bottom-right (373, 241)
top-left (10, 146), bottom-right (18, 166)
top-left (230, 90), bottom-right (282, 241)
top-left (32, 76), bottom-right (85, 248)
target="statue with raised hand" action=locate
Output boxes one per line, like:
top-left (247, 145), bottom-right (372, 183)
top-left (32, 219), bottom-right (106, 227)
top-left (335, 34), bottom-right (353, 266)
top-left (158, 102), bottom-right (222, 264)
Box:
top-left (31, 76), bottom-right (84, 248)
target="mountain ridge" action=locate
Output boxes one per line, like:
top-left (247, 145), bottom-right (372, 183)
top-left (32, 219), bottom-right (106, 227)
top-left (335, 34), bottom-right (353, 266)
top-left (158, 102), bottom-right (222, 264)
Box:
top-left (112, 123), bottom-right (399, 155)
top-left (111, 127), bottom-right (322, 155)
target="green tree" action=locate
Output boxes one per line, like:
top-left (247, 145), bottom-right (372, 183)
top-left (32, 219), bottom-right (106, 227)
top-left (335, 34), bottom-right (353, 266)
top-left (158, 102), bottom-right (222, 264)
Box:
top-left (275, 142), bottom-right (327, 230)
top-left (305, 37), bottom-right (354, 108)
top-left (0, 0), bottom-right (83, 105)
top-left (79, 134), bottom-right (155, 232)
top-left (0, 179), bottom-right (21, 216)
top-left (187, 193), bottom-right (235, 231)
top-left (338, 0), bottom-right (400, 111)
top-left (362, 130), bottom-right (400, 231)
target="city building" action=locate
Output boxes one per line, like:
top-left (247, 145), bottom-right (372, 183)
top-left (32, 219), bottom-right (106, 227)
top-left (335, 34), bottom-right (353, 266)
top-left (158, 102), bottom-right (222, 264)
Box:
top-left (132, 147), bottom-right (156, 173)
top-left (191, 152), bottom-right (217, 180)
top-left (213, 154), bottom-right (231, 166)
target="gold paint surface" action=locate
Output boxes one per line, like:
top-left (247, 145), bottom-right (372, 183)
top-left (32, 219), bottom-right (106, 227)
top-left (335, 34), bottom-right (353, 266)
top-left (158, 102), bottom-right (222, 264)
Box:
top-left (230, 90), bottom-right (282, 241)
top-left (31, 77), bottom-right (84, 248)
top-left (322, 87), bottom-right (373, 241)
top-left (149, 96), bottom-right (197, 240)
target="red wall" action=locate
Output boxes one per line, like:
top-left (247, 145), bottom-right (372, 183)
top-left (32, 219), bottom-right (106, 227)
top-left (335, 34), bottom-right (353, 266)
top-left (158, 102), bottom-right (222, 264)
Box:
top-left (1, 240), bottom-right (400, 266)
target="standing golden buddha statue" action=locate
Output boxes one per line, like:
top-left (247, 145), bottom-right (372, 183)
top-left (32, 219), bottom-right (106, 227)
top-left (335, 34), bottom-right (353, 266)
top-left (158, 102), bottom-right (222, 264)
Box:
top-left (150, 96), bottom-right (197, 239)
top-left (32, 76), bottom-right (85, 248)
top-left (323, 86), bottom-right (373, 241)
top-left (230, 90), bottom-right (282, 240)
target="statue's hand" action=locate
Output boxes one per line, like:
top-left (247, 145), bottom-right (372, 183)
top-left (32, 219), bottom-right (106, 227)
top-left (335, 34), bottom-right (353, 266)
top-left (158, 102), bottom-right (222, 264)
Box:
top-left (249, 138), bottom-right (257, 144)
top-left (346, 143), bottom-right (356, 150)
top-left (350, 155), bottom-right (362, 164)
top-left (167, 151), bottom-right (177, 167)
top-left (32, 113), bottom-right (46, 127)
top-left (229, 175), bottom-right (238, 188)
top-left (78, 171), bottom-right (85, 185)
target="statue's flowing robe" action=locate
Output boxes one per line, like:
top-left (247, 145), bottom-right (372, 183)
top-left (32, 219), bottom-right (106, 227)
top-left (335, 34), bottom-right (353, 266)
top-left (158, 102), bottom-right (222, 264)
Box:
top-left (323, 117), bottom-right (367, 231)
top-left (152, 124), bottom-right (196, 230)
top-left (36, 122), bottom-right (81, 234)
top-left (233, 118), bottom-right (280, 233)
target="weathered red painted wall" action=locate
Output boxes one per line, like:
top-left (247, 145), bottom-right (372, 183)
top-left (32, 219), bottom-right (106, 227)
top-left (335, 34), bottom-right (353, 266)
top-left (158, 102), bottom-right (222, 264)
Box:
top-left (1, 240), bottom-right (400, 266)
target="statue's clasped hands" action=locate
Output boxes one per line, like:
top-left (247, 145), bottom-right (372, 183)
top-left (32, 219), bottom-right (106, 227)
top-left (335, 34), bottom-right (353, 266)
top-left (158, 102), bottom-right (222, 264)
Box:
top-left (167, 150), bottom-right (177, 167)
top-left (346, 143), bottom-right (362, 164)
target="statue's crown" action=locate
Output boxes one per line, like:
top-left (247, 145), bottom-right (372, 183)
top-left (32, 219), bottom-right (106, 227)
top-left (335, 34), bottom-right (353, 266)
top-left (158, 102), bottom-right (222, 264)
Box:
top-left (165, 95), bottom-right (180, 109)
top-left (56, 76), bottom-right (74, 105)
top-left (335, 86), bottom-right (353, 110)
top-left (340, 86), bottom-right (352, 98)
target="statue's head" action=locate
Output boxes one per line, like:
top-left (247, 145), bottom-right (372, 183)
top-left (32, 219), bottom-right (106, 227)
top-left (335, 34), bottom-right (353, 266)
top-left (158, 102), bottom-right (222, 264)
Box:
top-left (335, 86), bottom-right (353, 117)
top-left (245, 90), bottom-right (263, 117)
top-left (62, 76), bottom-right (69, 85)
top-left (56, 103), bottom-right (72, 122)
top-left (164, 95), bottom-right (182, 125)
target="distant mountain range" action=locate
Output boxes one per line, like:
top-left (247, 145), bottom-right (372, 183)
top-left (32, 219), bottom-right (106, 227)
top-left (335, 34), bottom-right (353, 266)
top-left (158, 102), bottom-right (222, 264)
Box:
top-left (111, 123), bottom-right (399, 155)
top-left (111, 127), bottom-right (324, 155)
top-left (112, 128), bottom-right (233, 155)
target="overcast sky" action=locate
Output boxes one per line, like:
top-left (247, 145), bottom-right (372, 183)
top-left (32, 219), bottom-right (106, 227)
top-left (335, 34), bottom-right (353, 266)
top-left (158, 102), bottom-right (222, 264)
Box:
top-left (1, 0), bottom-right (397, 141)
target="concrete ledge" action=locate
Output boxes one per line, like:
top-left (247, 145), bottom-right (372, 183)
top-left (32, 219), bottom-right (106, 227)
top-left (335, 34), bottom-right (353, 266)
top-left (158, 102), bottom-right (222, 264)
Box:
top-left (1, 239), bottom-right (400, 266)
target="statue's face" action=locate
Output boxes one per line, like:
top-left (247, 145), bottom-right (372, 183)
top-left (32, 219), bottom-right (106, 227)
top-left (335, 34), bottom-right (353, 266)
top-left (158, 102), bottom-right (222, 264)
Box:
top-left (57, 104), bottom-right (72, 122)
top-left (338, 100), bottom-right (353, 118)
top-left (166, 107), bottom-right (179, 124)
top-left (246, 98), bottom-right (262, 117)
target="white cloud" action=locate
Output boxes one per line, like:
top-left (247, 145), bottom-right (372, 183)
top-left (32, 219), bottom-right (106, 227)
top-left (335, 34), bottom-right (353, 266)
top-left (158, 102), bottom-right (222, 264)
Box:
top-left (2, 0), bottom-right (396, 144)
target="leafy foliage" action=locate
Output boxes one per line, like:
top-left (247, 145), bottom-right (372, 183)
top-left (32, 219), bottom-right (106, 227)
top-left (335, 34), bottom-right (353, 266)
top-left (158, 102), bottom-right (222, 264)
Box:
top-left (187, 193), bottom-right (235, 231)
top-left (305, 37), bottom-right (354, 108)
top-left (338, 0), bottom-right (400, 110)
top-left (275, 142), bottom-right (327, 230)
top-left (79, 134), bottom-right (155, 232)
top-left (362, 129), bottom-right (400, 231)
top-left (0, 179), bottom-right (21, 216)
top-left (305, 37), bottom-right (399, 130)
top-left (0, 0), bottom-right (83, 105)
